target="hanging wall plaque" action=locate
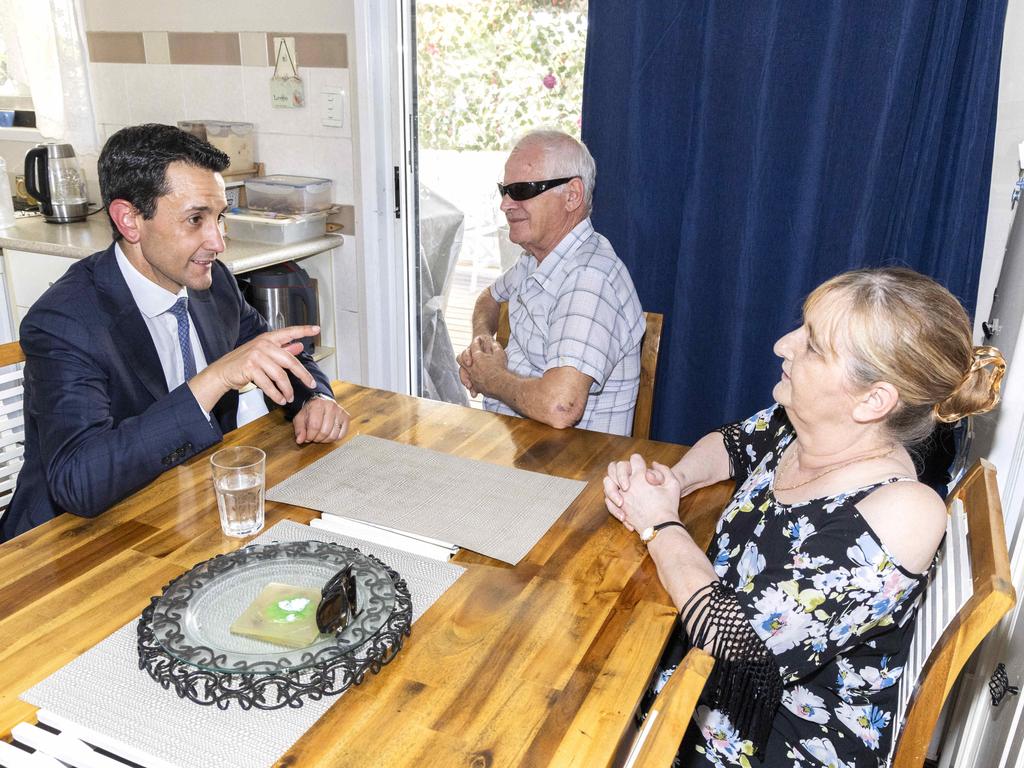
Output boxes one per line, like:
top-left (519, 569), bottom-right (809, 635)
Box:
top-left (271, 37), bottom-right (305, 109)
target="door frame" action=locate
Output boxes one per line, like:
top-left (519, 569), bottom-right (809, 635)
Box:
top-left (352, 0), bottom-right (418, 394)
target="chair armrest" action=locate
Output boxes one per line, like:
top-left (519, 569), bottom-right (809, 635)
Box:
top-left (621, 647), bottom-right (715, 768)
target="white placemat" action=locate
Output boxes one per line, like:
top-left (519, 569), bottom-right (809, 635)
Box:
top-left (22, 520), bottom-right (465, 768)
top-left (266, 435), bottom-right (588, 564)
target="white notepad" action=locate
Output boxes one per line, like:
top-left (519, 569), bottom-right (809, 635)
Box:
top-left (309, 515), bottom-right (460, 561)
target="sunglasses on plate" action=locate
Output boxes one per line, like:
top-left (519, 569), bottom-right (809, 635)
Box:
top-left (316, 564), bottom-right (362, 634)
top-left (496, 176), bottom-right (577, 201)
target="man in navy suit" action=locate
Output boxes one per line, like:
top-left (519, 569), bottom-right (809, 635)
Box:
top-left (2, 124), bottom-right (350, 541)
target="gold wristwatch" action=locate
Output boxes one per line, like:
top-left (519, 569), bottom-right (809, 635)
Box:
top-left (639, 520), bottom-right (685, 545)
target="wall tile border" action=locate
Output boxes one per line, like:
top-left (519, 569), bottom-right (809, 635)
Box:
top-left (168, 33), bottom-right (242, 66)
top-left (86, 32), bottom-right (348, 70)
top-left (266, 34), bottom-right (347, 70)
top-left (86, 32), bottom-right (146, 64)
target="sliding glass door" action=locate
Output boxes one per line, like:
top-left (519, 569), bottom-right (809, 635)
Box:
top-left (408, 0), bottom-right (588, 406)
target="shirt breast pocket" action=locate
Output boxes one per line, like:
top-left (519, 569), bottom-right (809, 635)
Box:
top-left (509, 292), bottom-right (551, 368)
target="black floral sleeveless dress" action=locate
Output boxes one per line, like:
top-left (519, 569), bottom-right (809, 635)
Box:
top-left (661, 404), bottom-right (929, 768)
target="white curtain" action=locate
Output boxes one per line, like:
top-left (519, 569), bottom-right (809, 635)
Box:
top-left (0, 0), bottom-right (97, 151)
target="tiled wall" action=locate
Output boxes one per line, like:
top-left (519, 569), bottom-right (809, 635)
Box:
top-left (85, 30), bottom-right (355, 210)
top-left (81, 27), bottom-right (364, 382)
top-left (0, 4), bottom-right (366, 383)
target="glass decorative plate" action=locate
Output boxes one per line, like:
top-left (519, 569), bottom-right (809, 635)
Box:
top-left (136, 539), bottom-right (412, 710)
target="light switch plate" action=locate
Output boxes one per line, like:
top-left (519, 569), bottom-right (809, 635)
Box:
top-left (320, 86), bottom-right (348, 133)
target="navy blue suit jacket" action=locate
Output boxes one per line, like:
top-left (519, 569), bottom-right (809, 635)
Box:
top-left (1, 245), bottom-right (332, 541)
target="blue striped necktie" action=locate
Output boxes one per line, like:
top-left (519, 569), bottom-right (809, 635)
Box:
top-left (167, 297), bottom-right (197, 380)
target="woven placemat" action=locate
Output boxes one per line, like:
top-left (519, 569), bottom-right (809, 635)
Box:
top-left (22, 520), bottom-right (465, 768)
top-left (267, 435), bottom-right (588, 564)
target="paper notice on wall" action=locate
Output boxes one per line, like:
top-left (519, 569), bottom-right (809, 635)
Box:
top-left (271, 37), bottom-right (305, 109)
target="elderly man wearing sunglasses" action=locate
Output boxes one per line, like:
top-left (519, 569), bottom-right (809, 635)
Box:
top-left (457, 129), bottom-right (644, 436)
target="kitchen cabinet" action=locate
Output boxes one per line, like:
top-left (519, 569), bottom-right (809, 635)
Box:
top-left (4, 249), bottom-right (77, 329)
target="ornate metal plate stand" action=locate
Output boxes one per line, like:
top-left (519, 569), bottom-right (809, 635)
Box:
top-left (137, 540), bottom-right (412, 710)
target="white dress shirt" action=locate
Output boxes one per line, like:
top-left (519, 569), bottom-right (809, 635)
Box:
top-left (115, 244), bottom-right (269, 426)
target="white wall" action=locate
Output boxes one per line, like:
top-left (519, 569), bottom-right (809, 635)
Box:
top-left (971, 0), bottom-right (1024, 483)
top-left (80, 0), bottom-right (354, 33)
top-left (0, 0), bottom-right (367, 383)
top-left (81, 1), bottom-right (357, 208)
top-left (85, 62), bottom-right (354, 205)
top-left (1, 1), bottom-right (358, 204)
top-left (973, 0), bottom-right (1024, 338)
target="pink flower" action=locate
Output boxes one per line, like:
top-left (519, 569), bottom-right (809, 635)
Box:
top-left (543, 73), bottom-right (557, 89)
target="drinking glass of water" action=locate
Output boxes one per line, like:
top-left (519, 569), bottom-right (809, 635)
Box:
top-left (210, 446), bottom-right (266, 537)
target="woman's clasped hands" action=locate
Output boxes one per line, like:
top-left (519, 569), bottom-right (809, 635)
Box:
top-left (603, 453), bottom-right (683, 534)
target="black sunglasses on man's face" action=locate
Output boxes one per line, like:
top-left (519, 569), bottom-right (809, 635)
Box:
top-left (496, 176), bottom-right (577, 202)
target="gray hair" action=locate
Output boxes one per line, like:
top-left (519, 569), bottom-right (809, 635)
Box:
top-left (513, 129), bottom-right (596, 214)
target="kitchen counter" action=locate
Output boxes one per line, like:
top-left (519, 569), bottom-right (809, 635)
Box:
top-left (0, 213), bottom-right (342, 274)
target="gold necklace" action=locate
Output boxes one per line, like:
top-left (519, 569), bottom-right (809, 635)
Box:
top-left (774, 443), bottom-right (896, 492)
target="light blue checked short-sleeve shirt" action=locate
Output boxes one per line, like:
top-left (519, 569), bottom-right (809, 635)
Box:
top-left (486, 218), bottom-right (644, 436)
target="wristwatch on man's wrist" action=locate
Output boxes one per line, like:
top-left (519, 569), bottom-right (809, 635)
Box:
top-left (638, 520), bottom-right (685, 545)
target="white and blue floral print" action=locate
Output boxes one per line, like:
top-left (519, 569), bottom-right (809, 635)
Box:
top-left (673, 404), bottom-right (927, 768)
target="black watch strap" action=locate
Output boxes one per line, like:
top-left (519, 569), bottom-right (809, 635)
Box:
top-left (640, 520), bottom-right (685, 544)
top-left (654, 520), bottom-right (685, 534)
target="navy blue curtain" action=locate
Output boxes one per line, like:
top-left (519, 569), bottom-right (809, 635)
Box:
top-left (582, 1), bottom-right (1007, 444)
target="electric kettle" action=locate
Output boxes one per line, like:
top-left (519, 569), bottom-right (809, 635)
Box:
top-left (24, 143), bottom-right (89, 223)
top-left (241, 262), bottom-right (321, 355)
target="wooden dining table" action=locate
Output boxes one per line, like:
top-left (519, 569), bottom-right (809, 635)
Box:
top-left (0, 382), bottom-right (733, 767)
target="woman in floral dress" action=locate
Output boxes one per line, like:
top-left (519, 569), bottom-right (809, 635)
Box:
top-left (604, 268), bottom-right (1005, 768)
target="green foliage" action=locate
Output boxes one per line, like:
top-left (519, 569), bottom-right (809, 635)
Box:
top-left (416, 0), bottom-right (587, 151)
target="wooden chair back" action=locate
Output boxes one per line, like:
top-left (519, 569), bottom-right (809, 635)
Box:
top-left (496, 300), bottom-right (511, 349)
top-left (889, 458), bottom-right (1015, 767)
top-left (0, 341), bottom-right (26, 519)
top-left (495, 304), bottom-right (663, 439)
top-left (632, 312), bottom-right (662, 440)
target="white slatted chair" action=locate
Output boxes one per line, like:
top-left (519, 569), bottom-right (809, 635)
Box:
top-left (0, 341), bottom-right (25, 522)
top-left (887, 458), bottom-right (1015, 767)
top-left (619, 458), bottom-right (1015, 768)
top-left (1, 709), bottom-right (172, 768)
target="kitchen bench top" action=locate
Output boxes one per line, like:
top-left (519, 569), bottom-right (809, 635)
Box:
top-left (0, 214), bottom-right (343, 274)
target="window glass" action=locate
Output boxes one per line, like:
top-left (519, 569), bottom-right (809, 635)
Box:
top-left (0, 29), bottom-right (33, 109)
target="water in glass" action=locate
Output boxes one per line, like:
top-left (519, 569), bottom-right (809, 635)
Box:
top-left (216, 472), bottom-right (265, 536)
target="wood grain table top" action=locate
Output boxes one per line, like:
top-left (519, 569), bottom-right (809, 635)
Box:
top-left (0, 382), bottom-right (732, 767)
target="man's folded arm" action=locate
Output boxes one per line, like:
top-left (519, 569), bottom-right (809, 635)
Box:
top-left (485, 365), bottom-right (593, 429)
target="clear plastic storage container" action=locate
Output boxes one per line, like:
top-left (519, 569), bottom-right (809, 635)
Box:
top-left (244, 175), bottom-right (333, 214)
top-left (223, 210), bottom-right (328, 244)
top-left (177, 120), bottom-right (255, 172)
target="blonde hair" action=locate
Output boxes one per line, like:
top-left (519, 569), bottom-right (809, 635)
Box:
top-left (804, 267), bottom-right (1005, 445)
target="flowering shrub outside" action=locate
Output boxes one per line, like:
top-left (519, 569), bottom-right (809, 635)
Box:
top-left (416, 0), bottom-right (587, 151)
